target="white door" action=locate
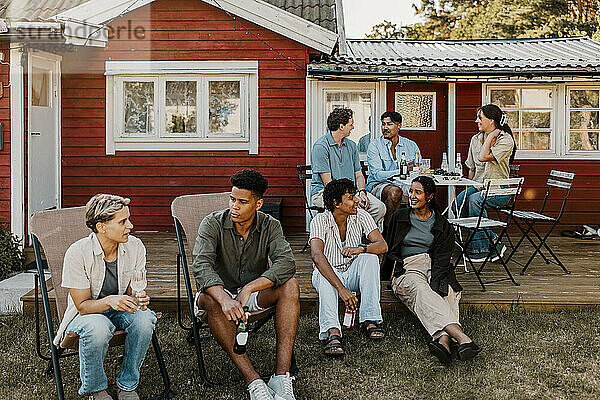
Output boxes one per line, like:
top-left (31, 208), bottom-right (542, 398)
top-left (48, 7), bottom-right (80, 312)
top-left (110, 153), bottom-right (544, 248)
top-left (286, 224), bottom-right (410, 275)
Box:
top-left (28, 53), bottom-right (61, 219)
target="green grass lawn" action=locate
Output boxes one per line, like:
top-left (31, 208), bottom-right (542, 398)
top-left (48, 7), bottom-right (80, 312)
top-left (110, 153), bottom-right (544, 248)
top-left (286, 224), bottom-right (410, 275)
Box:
top-left (1, 309), bottom-right (599, 399)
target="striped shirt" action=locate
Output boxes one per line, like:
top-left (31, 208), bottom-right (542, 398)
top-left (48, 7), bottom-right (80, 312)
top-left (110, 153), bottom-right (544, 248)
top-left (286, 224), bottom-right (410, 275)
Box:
top-left (309, 208), bottom-right (378, 271)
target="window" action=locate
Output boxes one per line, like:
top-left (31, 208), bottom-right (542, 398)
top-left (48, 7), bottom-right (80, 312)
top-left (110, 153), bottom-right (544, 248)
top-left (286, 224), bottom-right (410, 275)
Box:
top-left (486, 83), bottom-right (600, 159)
top-left (31, 66), bottom-right (50, 107)
top-left (489, 86), bottom-right (554, 152)
top-left (325, 90), bottom-right (374, 155)
top-left (105, 61), bottom-right (258, 154)
top-left (568, 88), bottom-right (599, 153)
top-left (395, 92), bottom-right (436, 130)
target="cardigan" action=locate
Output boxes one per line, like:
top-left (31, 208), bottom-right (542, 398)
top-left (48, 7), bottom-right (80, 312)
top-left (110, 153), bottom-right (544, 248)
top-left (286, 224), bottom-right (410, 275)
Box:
top-left (382, 207), bottom-right (462, 297)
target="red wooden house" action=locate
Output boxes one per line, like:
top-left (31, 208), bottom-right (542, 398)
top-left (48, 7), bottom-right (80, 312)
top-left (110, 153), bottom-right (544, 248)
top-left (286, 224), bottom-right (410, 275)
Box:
top-left (0, 0), bottom-right (341, 240)
top-left (1, 0), bottom-right (600, 243)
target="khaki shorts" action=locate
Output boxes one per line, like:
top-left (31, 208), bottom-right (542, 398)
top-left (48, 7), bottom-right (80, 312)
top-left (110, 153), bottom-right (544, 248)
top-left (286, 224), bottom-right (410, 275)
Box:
top-left (194, 288), bottom-right (264, 318)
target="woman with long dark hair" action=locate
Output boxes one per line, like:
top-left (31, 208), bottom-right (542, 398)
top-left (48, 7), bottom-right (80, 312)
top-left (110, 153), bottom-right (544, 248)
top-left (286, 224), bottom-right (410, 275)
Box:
top-left (455, 103), bottom-right (516, 262)
top-left (383, 176), bottom-right (480, 364)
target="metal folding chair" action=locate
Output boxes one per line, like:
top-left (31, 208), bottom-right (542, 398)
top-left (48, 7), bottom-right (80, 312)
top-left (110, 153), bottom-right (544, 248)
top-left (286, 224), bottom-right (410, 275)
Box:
top-left (502, 170), bottom-right (574, 275)
top-left (171, 193), bottom-right (297, 386)
top-left (491, 164), bottom-right (521, 251)
top-left (30, 207), bottom-right (174, 400)
top-left (297, 165), bottom-right (324, 252)
top-left (449, 178), bottom-right (524, 292)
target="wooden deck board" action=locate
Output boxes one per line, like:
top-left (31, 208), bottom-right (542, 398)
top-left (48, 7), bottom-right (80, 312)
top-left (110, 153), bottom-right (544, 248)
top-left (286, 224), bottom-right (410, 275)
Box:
top-left (21, 232), bottom-right (600, 314)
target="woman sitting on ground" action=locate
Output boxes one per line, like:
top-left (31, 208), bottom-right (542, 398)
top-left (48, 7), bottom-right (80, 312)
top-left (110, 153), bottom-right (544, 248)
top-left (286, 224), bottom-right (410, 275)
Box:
top-left (383, 176), bottom-right (480, 364)
top-left (53, 194), bottom-right (156, 400)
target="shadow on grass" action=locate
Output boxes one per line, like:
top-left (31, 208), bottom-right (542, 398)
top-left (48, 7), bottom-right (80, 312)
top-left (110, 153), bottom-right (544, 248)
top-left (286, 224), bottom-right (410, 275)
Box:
top-left (1, 308), bottom-right (599, 399)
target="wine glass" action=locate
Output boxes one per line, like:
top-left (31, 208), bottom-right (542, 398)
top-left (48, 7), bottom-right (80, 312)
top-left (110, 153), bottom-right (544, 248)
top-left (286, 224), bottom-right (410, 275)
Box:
top-left (131, 269), bottom-right (147, 310)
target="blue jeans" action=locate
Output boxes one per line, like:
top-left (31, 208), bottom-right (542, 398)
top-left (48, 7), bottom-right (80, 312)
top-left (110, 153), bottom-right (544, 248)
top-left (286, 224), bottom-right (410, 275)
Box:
top-left (454, 186), bottom-right (510, 254)
top-left (66, 308), bottom-right (157, 395)
top-left (311, 253), bottom-right (383, 340)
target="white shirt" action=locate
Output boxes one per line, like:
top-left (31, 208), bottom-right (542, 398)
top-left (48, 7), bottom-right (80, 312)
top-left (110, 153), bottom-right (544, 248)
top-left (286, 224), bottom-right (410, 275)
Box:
top-left (54, 232), bottom-right (147, 346)
top-left (309, 208), bottom-right (378, 271)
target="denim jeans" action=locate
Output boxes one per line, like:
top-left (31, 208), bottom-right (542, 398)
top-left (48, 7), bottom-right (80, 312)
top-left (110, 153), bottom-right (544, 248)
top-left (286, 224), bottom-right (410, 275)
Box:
top-left (454, 186), bottom-right (510, 254)
top-left (66, 308), bottom-right (157, 395)
top-left (311, 253), bottom-right (383, 340)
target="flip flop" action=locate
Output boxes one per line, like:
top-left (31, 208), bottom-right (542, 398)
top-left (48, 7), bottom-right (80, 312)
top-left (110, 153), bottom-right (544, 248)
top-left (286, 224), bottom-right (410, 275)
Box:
top-left (457, 341), bottom-right (481, 361)
top-left (428, 340), bottom-right (451, 365)
top-left (323, 334), bottom-right (344, 357)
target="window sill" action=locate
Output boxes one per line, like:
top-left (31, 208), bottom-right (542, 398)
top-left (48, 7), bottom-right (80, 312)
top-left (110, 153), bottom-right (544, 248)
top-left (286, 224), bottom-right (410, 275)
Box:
top-left (107, 140), bottom-right (257, 154)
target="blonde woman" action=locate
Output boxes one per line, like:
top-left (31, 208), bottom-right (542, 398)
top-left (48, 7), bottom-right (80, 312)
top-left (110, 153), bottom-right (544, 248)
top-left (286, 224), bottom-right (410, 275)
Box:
top-left (54, 194), bottom-right (155, 400)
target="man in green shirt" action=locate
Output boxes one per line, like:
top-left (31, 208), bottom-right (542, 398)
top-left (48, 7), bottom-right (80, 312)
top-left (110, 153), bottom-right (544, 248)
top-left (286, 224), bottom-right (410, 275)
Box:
top-left (192, 169), bottom-right (299, 400)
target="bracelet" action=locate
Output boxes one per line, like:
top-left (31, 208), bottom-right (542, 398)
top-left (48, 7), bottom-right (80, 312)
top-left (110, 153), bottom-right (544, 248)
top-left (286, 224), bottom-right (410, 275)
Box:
top-left (356, 189), bottom-right (366, 195)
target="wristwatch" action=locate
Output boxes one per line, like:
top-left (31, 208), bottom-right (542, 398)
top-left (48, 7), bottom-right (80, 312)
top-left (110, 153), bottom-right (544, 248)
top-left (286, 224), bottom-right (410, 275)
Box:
top-left (359, 244), bottom-right (368, 253)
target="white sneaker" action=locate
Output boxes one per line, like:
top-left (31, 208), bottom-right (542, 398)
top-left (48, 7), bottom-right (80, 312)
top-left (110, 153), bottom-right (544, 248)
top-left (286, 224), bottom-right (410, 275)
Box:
top-left (267, 372), bottom-right (296, 400)
top-left (248, 379), bottom-right (275, 400)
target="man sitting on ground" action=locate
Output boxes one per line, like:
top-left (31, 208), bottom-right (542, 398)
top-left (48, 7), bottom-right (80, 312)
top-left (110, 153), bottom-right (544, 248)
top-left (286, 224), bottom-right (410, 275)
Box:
top-left (311, 107), bottom-right (386, 228)
top-left (367, 111), bottom-right (422, 227)
top-left (192, 169), bottom-right (300, 400)
top-left (310, 178), bottom-right (388, 357)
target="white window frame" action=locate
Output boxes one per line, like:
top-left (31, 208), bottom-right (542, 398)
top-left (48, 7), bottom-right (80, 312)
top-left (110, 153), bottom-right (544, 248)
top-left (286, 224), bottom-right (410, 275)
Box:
top-left (485, 84), bottom-right (557, 159)
top-left (483, 82), bottom-right (600, 160)
top-left (566, 85), bottom-right (600, 157)
top-left (395, 91), bottom-right (437, 131)
top-left (105, 61), bottom-right (258, 154)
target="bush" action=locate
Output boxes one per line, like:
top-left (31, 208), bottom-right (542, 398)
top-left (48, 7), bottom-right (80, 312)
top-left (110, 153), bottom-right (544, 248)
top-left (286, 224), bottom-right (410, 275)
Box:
top-left (0, 224), bottom-right (24, 281)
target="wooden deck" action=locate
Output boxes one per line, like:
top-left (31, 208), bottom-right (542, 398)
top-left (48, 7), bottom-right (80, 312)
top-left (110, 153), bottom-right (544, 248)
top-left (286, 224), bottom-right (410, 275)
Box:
top-left (22, 232), bottom-right (600, 314)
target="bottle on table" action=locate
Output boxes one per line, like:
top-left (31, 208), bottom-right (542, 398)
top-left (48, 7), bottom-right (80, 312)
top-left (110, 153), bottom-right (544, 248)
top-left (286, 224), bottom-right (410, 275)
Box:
top-left (399, 152), bottom-right (408, 180)
top-left (233, 307), bottom-right (250, 354)
top-left (414, 152), bottom-right (421, 173)
top-left (455, 152), bottom-right (463, 177)
top-left (441, 152), bottom-right (449, 172)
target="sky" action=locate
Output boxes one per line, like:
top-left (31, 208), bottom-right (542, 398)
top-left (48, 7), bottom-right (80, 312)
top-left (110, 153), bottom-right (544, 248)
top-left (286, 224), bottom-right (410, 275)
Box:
top-left (342, 0), bottom-right (422, 39)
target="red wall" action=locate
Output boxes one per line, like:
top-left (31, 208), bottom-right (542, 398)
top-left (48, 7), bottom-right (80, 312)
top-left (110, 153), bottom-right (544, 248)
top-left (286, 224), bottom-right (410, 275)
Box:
top-left (456, 83), bottom-right (600, 229)
top-left (59, 0), bottom-right (310, 232)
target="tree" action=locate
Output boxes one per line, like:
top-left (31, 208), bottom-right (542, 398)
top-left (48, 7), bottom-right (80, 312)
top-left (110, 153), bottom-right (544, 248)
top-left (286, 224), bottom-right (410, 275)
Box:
top-left (365, 20), bottom-right (404, 39)
top-left (365, 0), bottom-right (600, 40)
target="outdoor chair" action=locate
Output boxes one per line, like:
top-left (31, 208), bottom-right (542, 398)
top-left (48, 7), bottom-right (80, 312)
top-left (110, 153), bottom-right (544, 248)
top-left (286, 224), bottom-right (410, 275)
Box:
top-left (490, 164), bottom-right (521, 251)
top-left (29, 206), bottom-right (174, 400)
top-left (171, 193), bottom-right (297, 386)
top-left (297, 165), bottom-right (324, 252)
top-left (502, 170), bottom-right (574, 275)
top-left (449, 177), bottom-right (524, 292)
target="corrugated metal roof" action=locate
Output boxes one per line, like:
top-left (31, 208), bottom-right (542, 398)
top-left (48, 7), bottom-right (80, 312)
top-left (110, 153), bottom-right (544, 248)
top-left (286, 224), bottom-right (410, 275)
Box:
top-left (0, 0), bottom-right (90, 22)
top-left (308, 37), bottom-right (600, 76)
top-left (0, 0), bottom-right (338, 33)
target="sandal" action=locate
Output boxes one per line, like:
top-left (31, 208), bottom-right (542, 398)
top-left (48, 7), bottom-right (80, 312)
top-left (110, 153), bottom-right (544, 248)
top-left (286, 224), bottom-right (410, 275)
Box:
top-left (323, 334), bottom-right (344, 357)
top-left (361, 320), bottom-right (385, 340)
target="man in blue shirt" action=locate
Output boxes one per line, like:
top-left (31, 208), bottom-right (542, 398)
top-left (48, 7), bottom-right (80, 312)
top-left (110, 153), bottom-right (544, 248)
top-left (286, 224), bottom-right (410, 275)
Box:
top-left (311, 108), bottom-right (386, 227)
top-left (367, 111), bottom-right (421, 227)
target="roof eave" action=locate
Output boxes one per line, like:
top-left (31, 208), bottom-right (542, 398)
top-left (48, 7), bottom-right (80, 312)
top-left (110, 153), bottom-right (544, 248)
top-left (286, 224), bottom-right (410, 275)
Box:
top-left (51, 0), bottom-right (339, 53)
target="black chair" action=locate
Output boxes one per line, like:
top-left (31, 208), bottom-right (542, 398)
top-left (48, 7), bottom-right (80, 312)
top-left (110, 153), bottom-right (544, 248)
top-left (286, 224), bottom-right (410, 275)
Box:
top-left (502, 170), bottom-right (574, 275)
top-left (449, 178), bottom-right (524, 291)
top-left (491, 164), bottom-right (521, 251)
top-left (30, 207), bottom-right (174, 400)
top-left (171, 193), bottom-right (297, 386)
top-left (297, 165), bottom-right (324, 252)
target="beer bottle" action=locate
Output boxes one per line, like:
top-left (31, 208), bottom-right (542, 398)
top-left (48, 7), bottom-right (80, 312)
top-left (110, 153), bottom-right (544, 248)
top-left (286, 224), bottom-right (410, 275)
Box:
top-left (399, 152), bottom-right (408, 180)
top-left (455, 152), bottom-right (463, 177)
top-left (233, 307), bottom-right (250, 354)
top-left (441, 152), bottom-right (449, 172)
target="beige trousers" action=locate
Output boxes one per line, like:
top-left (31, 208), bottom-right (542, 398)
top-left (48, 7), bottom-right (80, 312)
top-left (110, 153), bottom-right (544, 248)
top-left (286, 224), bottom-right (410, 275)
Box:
top-left (391, 253), bottom-right (461, 340)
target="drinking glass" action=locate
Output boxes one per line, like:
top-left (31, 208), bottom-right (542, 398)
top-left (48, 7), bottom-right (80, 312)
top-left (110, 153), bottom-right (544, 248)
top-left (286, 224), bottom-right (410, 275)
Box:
top-left (422, 158), bottom-right (431, 171)
top-left (131, 269), bottom-right (147, 310)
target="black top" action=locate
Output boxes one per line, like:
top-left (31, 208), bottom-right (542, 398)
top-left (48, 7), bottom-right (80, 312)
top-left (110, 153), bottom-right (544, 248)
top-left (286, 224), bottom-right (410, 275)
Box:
top-left (382, 208), bottom-right (462, 297)
top-left (98, 259), bottom-right (118, 299)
